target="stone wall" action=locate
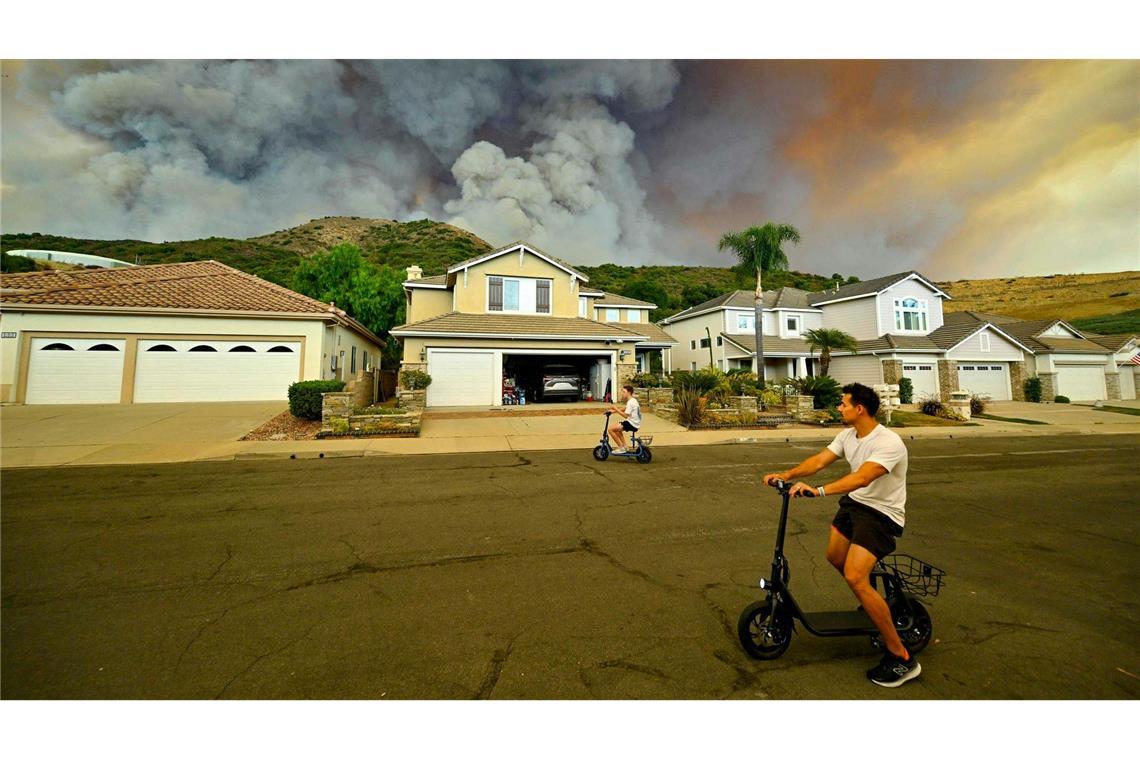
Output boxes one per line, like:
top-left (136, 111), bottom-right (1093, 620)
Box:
top-left (397, 389), bottom-right (426, 412)
top-left (882, 360), bottom-right (903, 385)
top-left (937, 360), bottom-right (960, 401)
top-left (728, 395), bottom-right (758, 412)
top-left (321, 392), bottom-right (354, 432)
top-left (643, 387), bottom-right (675, 409)
top-left (346, 368), bottom-right (376, 409)
top-left (320, 390), bottom-right (422, 436)
top-left (616, 361), bottom-right (638, 396)
top-left (1009, 361), bottom-right (1027, 401)
top-left (1105, 371), bottom-right (1121, 400)
top-left (1038, 372), bottom-right (1057, 401)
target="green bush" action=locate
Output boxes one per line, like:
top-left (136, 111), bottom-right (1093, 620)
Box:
top-left (1054, 395), bottom-right (1070, 404)
top-left (757, 388), bottom-right (783, 410)
top-left (1024, 377), bottom-right (1042, 403)
top-left (677, 390), bottom-right (705, 427)
top-left (1, 251), bottom-right (37, 273)
top-left (898, 377), bottom-right (914, 404)
top-left (793, 375), bottom-right (843, 410)
top-left (630, 372), bottom-right (667, 388)
top-left (727, 371), bottom-right (760, 396)
top-left (670, 367), bottom-right (724, 395)
top-left (400, 369), bottom-right (432, 390)
top-left (919, 398), bottom-right (945, 417)
top-left (288, 380), bottom-right (346, 420)
top-left (970, 394), bottom-right (987, 416)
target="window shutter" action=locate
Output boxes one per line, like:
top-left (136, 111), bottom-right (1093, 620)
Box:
top-left (489, 276), bottom-right (503, 311)
top-left (537, 280), bottom-right (551, 313)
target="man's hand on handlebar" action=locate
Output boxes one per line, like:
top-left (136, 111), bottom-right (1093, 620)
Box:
top-left (788, 481), bottom-right (818, 498)
top-left (761, 472), bottom-right (787, 487)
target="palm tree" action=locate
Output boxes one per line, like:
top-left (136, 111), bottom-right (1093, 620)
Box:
top-left (803, 327), bottom-right (858, 377)
top-left (718, 223), bottom-right (801, 385)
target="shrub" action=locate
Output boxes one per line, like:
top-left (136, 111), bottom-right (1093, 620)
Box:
top-left (677, 390), bottom-right (705, 427)
top-left (919, 398), bottom-right (945, 417)
top-left (898, 377), bottom-right (914, 404)
top-left (970, 394), bottom-right (987, 416)
top-left (400, 369), bottom-right (432, 390)
top-left (1054, 395), bottom-right (1071, 404)
top-left (1024, 377), bottom-right (1043, 403)
top-left (288, 380), bottom-right (346, 420)
top-left (793, 375), bottom-right (843, 410)
top-left (727, 371), bottom-right (760, 396)
top-left (631, 372), bottom-right (667, 388)
top-left (670, 367), bottom-right (724, 395)
top-left (757, 388), bottom-right (783, 410)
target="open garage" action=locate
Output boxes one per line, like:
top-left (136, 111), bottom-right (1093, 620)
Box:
top-left (425, 347), bottom-right (617, 408)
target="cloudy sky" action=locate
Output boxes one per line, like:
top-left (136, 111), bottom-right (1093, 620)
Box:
top-left (1, 59), bottom-right (1137, 279)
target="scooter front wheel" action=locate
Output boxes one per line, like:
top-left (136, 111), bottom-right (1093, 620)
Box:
top-left (737, 600), bottom-right (792, 660)
top-left (592, 445), bottom-right (609, 461)
top-left (636, 446), bottom-right (652, 464)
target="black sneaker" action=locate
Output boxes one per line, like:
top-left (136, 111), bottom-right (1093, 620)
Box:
top-left (867, 652), bottom-right (921, 687)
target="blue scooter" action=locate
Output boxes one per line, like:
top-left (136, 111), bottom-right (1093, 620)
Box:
top-left (593, 411), bottom-right (653, 464)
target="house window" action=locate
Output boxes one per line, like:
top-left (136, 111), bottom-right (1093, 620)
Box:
top-left (627, 309), bottom-right (641, 323)
top-left (606, 308), bottom-right (620, 322)
top-left (147, 344), bottom-right (177, 352)
top-left (88, 343), bottom-right (120, 351)
top-left (786, 316), bottom-right (800, 334)
top-left (268, 345), bottom-right (294, 353)
top-left (229, 345), bottom-right (255, 352)
top-left (691, 361), bottom-right (697, 370)
top-left (716, 336), bottom-right (723, 346)
top-left (363, 350), bottom-right (371, 372)
top-left (736, 313), bottom-right (754, 332)
top-left (894, 298), bottom-right (928, 331)
top-left (690, 340), bottom-right (697, 350)
top-left (980, 333), bottom-right (991, 352)
top-left (189, 345), bottom-right (218, 352)
top-left (489, 276), bottom-right (504, 311)
top-left (579, 296), bottom-right (588, 318)
top-left (699, 337), bottom-right (710, 348)
top-left (503, 279), bottom-right (520, 311)
top-left (351, 346), bottom-right (357, 373)
top-left (536, 280), bottom-right (550, 314)
top-left (41, 343), bottom-right (75, 351)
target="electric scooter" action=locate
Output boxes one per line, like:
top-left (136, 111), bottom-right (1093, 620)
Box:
top-left (593, 411), bottom-right (653, 464)
top-left (737, 479), bottom-right (943, 660)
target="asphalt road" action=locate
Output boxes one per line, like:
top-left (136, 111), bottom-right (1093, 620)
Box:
top-left (3, 434), bottom-right (1138, 699)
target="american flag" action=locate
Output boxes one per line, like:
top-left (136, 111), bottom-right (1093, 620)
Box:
top-left (1130, 352), bottom-right (1140, 365)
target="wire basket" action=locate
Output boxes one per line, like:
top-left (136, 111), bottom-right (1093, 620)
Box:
top-left (636, 435), bottom-right (653, 447)
top-left (878, 554), bottom-right (945, 597)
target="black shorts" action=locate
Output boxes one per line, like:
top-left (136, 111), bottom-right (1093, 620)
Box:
top-left (832, 496), bottom-right (903, 560)
top-left (620, 420), bottom-right (638, 433)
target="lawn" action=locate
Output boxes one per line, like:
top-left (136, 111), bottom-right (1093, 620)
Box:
top-left (885, 410), bottom-right (972, 427)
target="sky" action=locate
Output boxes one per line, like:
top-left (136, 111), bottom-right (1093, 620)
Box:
top-left (1, 59), bottom-right (1137, 279)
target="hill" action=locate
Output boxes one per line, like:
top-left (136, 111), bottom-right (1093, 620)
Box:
top-left (937, 271), bottom-right (1140, 333)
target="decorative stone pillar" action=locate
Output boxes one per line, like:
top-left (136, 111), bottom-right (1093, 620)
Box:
top-left (398, 363), bottom-right (428, 391)
top-left (1009, 361), bottom-right (1028, 401)
top-left (729, 395), bottom-right (759, 412)
top-left (616, 360), bottom-right (637, 394)
top-left (321, 392), bottom-right (354, 434)
top-left (396, 389), bottom-right (426, 412)
top-left (646, 387), bottom-right (675, 408)
top-left (1105, 372), bottom-right (1121, 400)
top-left (937, 360), bottom-right (959, 402)
top-left (882, 360), bottom-right (903, 385)
top-left (1038, 372), bottom-right (1057, 401)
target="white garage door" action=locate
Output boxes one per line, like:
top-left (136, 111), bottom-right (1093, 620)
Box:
top-left (902, 362), bottom-right (939, 400)
top-left (427, 350), bottom-right (496, 407)
top-left (134, 340), bottom-right (301, 402)
top-left (25, 337), bottom-right (126, 404)
top-left (957, 363), bottom-right (1010, 400)
top-left (1120, 366), bottom-right (1136, 400)
top-left (1054, 364), bottom-right (1107, 401)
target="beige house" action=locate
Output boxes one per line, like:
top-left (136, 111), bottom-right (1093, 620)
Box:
top-left (0, 261), bottom-right (383, 404)
top-left (389, 242), bottom-right (676, 407)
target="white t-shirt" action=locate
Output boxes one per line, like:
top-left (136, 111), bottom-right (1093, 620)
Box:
top-left (624, 397), bottom-right (642, 429)
top-left (826, 424), bottom-right (908, 527)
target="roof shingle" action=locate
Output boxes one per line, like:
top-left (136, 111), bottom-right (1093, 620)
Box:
top-left (390, 312), bottom-right (651, 340)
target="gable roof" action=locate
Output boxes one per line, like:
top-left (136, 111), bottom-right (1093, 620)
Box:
top-left (662, 287), bottom-right (819, 324)
top-left (926, 315), bottom-right (1037, 354)
top-left (446, 242), bottom-right (588, 282)
top-left (1084, 333), bottom-right (1139, 352)
top-left (942, 310), bottom-right (1105, 354)
top-left (1, 260), bottom-right (382, 343)
top-left (389, 312), bottom-right (649, 341)
top-left (718, 333), bottom-right (818, 356)
top-left (807, 271), bottom-right (950, 306)
top-left (593, 291), bottom-right (657, 308)
top-left (405, 274), bottom-right (449, 288)
top-left (636, 322), bottom-right (678, 346)
top-left (853, 334), bottom-right (942, 352)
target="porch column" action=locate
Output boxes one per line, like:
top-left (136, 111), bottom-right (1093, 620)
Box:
top-left (787, 358), bottom-right (795, 378)
top-left (796, 357), bottom-right (807, 377)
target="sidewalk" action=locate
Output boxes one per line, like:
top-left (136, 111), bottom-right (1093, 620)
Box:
top-left (4, 403), bottom-right (1139, 469)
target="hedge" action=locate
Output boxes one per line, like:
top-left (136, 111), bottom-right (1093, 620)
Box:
top-left (288, 380), bottom-right (346, 420)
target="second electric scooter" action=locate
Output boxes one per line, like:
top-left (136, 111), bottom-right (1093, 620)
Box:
top-left (738, 478), bottom-right (943, 659)
top-left (593, 411), bottom-right (653, 464)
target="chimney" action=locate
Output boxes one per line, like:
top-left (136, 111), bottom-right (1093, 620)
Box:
top-left (406, 265), bottom-right (423, 281)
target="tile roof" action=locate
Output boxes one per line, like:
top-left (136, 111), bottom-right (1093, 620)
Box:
top-left (594, 291), bottom-right (657, 308)
top-left (807, 271), bottom-right (948, 305)
top-left (0, 260), bottom-right (381, 341)
top-left (635, 322), bottom-right (678, 345)
top-left (718, 333), bottom-right (818, 355)
top-left (943, 310), bottom-right (1108, 354)
top-left (1034, 337), bottom-right (1111, 354)
top-left (390, 311), bottom-right (650, 340)
top-left (406, 274), bottom-right (448, 286)
top-left (1083, 333), bottom-right (1138, 352)
top-left (854, 334), bottom-right (942, 352)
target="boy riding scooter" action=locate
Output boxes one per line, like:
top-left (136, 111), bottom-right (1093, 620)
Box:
top-left (606, 384), bottom-right (642, 454)
top-left (760, 382), bottom-right (920, 688)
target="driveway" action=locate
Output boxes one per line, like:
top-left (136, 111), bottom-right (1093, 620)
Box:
top-left (982, 400), bottom-right (1140, 428)
top-left (0, 402), bottom-right (284, 468)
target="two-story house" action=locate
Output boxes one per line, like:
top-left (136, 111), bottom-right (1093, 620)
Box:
top-left (659, 287), bottom-right (825, 378)
top-left (389, 242), bottom-right (676, 407)
top-left (660, 271), bottom-right (1137, 402)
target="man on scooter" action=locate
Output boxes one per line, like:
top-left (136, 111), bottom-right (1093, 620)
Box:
top-left (761, 382), bottom-right (919, 688)
top-left (607, 384), bottom-right (642, 454)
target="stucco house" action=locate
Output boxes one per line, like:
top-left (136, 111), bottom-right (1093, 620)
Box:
top-left (660, 270), bottom-right (1137, 402)
top-left (388, 242), bottom-right (676, 408)
top-left (0, 260), bottom-right (383, 405)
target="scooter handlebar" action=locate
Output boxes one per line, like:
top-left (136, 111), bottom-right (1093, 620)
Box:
top-left (768, 479), bottom-right (816, 497)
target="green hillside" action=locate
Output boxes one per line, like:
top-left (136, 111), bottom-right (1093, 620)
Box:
top-left (2, 217), bottom-right (857, 319)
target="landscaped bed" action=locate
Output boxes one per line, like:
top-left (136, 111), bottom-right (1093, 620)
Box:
top-left (241, 411), bottom-right (322, 441)
top-left (886, 410), bottom-right (977, 427)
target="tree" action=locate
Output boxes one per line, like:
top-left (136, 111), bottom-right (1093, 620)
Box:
top-left (291, 244), bottom-right (406, 367)
top-left (681, 282), bottom-right (721, 308)
top-left (620, 277), bottom-right (670, 310)
top-left (803, 327), bottom-right (858, 377)
top-left (718, 223), bottom-right (801, 385)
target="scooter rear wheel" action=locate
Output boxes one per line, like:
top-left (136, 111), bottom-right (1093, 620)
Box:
top-left (592, 445), bottom-right (609, 461)
top-left (737, 600), bottom-right (793, 660)
top-left (636, 446), bottom-right (652, 464)
top-left (871, 597), bottom-right (933, 655)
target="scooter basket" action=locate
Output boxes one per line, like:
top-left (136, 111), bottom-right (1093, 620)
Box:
top-left (637, 436), bottom-right (653, 447)
top-left (878, 554), bottom-right (944, 597)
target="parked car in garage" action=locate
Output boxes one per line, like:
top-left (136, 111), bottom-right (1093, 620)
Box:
top-left (532, 363), bottom-right (582, 402)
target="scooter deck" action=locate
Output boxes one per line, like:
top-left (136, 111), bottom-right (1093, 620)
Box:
top-left (800, 609), bottom-right (878, 635)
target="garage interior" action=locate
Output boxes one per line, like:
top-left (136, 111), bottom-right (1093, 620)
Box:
top-left (502, 354), bottom-right (610, 404)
